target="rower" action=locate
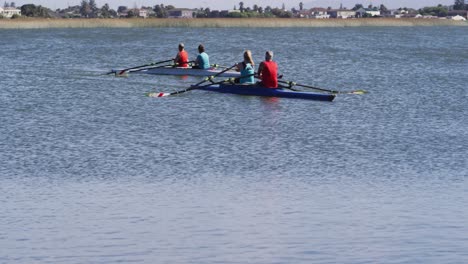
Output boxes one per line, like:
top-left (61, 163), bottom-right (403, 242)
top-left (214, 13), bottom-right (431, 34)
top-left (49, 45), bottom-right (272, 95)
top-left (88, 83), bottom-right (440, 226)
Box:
top-left (192, 44), bottom-right (210, 70)
top-left (174, 43), bottom-right (189, 68)
top-left (257, 51), bottom-right (278, 88)
top-left (236, 50), bottom-right (255, 84)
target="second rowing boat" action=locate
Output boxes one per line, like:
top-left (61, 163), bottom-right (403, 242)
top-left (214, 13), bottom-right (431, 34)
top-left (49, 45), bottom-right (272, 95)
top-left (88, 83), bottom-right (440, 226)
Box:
top-left (112, 66), bottom-right (241, 77)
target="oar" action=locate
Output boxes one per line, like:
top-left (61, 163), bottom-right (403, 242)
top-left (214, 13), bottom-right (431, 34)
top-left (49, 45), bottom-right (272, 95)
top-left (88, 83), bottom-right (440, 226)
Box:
top-left (195, 64), bottom-right (236, 85)
top-left (147, 64), bottom-right (237, 97)
top-left (134, 60), bottom-right (196, 72)
top-left (278, 80), bottom-right (367, 95)
top-left (211, 64), bottom-right (230, 69)
top-left (110, 59), bottom-right (174, 76)
top-left (146, 79), bottom-right (230, 97)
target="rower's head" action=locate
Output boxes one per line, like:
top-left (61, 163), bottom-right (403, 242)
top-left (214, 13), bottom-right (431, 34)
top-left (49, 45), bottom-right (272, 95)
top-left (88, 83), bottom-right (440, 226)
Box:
top-left (244, 50), bottom-right (254, 66)
top-left (198, 44), bottom-right (205, 53)
top-left (178, 43), bottom-right (185, 51)
top-left (265, 51), bottom-right (273, 61)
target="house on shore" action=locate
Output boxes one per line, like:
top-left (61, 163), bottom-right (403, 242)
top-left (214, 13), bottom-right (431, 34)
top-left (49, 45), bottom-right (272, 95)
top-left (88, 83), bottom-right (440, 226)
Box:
top-left (117, 7), bottom-right (149, 18)
top-left (137, 9), bottom-right (148, 18)
top-left (328, 9), bottom-right (356, 19)
top-left (0, 7), bottom-right (21, 18)
top-left (309, 8), bottom-right (330, 19)
top-left (380, 9), bottom-right (405, 18)
top-left (297, 9), bottom-right (312, 18)
top-left (168, 9), bottom-right (194, 18)
top-left (355, 8), bottom-right (381, 17)
top-left (448, 10), bottom-right (468, 19)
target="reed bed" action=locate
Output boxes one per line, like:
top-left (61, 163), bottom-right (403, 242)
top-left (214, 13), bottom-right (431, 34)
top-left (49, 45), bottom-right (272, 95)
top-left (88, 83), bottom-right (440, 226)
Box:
top-left (0, 18), bottom-right (466, 29)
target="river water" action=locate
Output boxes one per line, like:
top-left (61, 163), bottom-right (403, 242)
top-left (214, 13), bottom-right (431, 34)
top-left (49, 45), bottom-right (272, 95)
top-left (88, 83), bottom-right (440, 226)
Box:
top-left (1, 26), bottom-right (467, 263)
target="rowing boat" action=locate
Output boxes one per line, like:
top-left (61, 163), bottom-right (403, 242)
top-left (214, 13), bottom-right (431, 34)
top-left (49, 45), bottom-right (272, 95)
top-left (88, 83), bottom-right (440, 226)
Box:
top-left (190, 83), bottom-right (336, 101)
top-left (112, 67), bottom-right (241, 77)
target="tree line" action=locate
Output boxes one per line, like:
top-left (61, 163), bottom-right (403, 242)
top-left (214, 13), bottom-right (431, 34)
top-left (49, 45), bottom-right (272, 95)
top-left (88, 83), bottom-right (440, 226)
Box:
top-left (8, 0), bottom-right (468, 19)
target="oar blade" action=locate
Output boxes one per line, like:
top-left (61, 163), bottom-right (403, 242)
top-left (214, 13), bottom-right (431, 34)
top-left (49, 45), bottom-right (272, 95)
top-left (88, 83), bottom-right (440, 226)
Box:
top-left (353, 90), bottom-right (368, 94)
top-left (347, 89), bottom-right (368, 95)
top-left (145, 92), bottom-right (171, 97)
top-left (115, 71), bottom-right (129, 77)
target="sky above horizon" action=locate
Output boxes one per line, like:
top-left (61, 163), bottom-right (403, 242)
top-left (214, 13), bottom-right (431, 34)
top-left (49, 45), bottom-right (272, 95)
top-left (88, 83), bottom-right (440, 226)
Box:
top-left (13, 0), bottom-right (456, 10)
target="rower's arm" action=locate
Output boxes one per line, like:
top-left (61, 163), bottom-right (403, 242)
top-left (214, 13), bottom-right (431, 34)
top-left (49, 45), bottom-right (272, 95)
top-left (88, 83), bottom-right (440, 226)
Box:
top-left (257, 62), bottom-right (265, 79)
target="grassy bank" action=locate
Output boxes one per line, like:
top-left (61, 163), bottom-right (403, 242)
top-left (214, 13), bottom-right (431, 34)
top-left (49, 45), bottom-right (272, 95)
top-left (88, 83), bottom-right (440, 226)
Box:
top-left (0, 18), bottom-right (466, 29)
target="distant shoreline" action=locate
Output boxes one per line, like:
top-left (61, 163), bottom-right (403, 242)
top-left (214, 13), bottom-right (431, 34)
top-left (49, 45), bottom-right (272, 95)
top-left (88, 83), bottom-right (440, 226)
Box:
top-left (0, 18), bottom-right (466, 29)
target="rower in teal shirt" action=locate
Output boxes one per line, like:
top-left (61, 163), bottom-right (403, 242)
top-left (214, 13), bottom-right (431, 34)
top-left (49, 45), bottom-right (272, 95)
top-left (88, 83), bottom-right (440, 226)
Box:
top-left (194, 44), bottom-right (210, 69)
top-left (240, 62), bottom-right (254, 84)
top-left (236, 50), bottom-right (255, 84)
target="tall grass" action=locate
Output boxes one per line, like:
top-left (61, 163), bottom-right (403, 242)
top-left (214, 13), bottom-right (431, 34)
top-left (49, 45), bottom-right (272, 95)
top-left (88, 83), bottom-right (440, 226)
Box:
top-left (0, 18), bottom-right (466, 29)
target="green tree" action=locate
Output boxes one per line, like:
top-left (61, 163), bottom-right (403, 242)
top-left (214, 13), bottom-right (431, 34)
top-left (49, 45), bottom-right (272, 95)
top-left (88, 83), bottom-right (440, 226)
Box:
top-left (352, 4), bottom-right (363, 11)
top-left (101, 3), bottom-right (112, 18)
top-left (419, 5), bottom-right (448, 17)
top-left (453, 0), bottom-right (465, 10)
top-left (299, 2), bottom-right (303, 10)
top-left (89, 0), bottom-right (98, 17)
top-left (20, 4), bottom-right (51, 17)
top-left (117, 6), bottom-right (127, 13)
top-left (239, 2), bottom-right (244, 12)
top-left (253, 4), bottom-right (258, 12)
top-left (153, 4), bottom-right (168, 18)
top-left (20, 4), bottom-right (36, 16)
top-left (127, 9), bottom-right (135, 18)
top-left (80, 0), bottom-right (92, 17)
top-left (380, 4), bottom-right (388, 12)
top-left (271, 7), bottom-right (292, 17)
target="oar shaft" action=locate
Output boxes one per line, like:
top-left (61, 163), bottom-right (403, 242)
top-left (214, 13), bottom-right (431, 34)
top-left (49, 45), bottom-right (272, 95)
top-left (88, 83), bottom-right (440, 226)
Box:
top-left (149, 79), bottom-right (229, 97)
top-left (148, 64), bottom-right (238, 97)
top-left (279, 80), bottom-right (366, 94)
top-left (194, 64), bottom-right (237, 86)
top-left (116, 59), bottom-right (174, 75)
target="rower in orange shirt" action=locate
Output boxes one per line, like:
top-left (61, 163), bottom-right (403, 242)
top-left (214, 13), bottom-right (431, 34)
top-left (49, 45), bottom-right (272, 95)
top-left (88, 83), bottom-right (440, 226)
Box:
top-left (174, 43), bottom-right (189, 68)
top-left (257, 51), bottom-right (278, 88)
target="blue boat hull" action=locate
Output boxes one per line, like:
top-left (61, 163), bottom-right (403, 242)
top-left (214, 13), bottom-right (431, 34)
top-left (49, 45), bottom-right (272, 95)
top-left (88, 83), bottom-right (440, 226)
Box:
top-left (193, 83), bottom-right (335, 101)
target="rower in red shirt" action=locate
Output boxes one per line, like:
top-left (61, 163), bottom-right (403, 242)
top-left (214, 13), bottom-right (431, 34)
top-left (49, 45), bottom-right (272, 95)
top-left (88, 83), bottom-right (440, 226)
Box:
top-left (174, 43), bottom-right (189, 68)
top-left (257, 51), bottom-right (278, 88)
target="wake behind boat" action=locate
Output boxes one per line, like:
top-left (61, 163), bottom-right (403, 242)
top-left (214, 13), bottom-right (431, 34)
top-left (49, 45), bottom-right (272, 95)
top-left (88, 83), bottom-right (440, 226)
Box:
top-left (111, 66), bottom-right (241, 78)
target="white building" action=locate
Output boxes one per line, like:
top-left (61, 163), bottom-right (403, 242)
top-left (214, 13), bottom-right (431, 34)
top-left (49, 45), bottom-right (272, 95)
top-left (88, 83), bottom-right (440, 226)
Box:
top-left (0, 7), bottom-right (21, 18)
top-left (168, 9), bottom-right (194, 18)
top-left (138, 9), bottom-right (147, 18)
top-left (355, 8), bottom-right (381, 17)
top-left (328, 9), bottom-right (356, 19)
top-left (309, 8), bottom-right (330, 19)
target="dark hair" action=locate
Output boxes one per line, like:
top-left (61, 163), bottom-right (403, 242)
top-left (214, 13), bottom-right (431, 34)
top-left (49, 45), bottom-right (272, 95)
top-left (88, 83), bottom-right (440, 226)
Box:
top-left (198, 44), bottom-right (205, 53)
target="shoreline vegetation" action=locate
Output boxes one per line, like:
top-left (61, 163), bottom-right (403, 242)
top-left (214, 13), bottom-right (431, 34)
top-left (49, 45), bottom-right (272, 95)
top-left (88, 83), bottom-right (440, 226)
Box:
top-left (0, 18), bottom-right (466, 29)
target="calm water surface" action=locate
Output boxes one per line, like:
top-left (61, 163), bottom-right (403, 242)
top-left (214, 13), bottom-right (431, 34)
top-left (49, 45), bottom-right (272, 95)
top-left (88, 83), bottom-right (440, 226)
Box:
top-left (1, 27), bottom-right (467, 263)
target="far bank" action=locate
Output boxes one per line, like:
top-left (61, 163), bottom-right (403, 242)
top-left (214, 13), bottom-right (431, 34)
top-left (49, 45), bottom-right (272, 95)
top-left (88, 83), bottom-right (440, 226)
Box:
top-left (0, 18), bottom-right (466, 29)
